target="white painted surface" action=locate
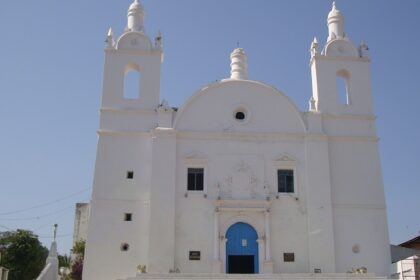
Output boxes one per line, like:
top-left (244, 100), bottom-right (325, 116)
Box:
top-left (83, 1), bottom-right (391, 279)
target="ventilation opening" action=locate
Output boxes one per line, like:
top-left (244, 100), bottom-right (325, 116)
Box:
top-left (336, 71), bottom-right (350, 105)
top-left (120, 243), bottom-right (130, 251)
top-left (233, 107), bottom-right (249, 123)
top-left (124, 70), bottom-right (141, 99)
top-left (235, 111), bottom-right (245, 120)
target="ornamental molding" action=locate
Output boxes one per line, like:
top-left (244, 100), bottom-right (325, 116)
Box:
top-left (216, 160), bottom-right (266, 200)
top-left (272, 154), bottom-right (298, 167)
top-left (184, 151), bottom-right (208, 165)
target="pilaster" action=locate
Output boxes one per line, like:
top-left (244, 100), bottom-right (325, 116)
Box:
top-left (305, 138), bottom-right (336, 273)
top-left (148, 128), bottom-right (177, 273)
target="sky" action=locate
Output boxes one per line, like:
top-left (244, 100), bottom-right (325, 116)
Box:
top-left (0, 0), bottom-right (419, 255)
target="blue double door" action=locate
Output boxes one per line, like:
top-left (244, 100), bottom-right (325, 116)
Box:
top-left (226, 222), bottom-right (259, 274)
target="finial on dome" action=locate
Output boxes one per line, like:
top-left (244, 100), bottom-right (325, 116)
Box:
top-left (327, 1), bottom-right (344, 41)
top-left (127, 0), bottom-right (145, 32)
top-left (230, 48), bottom-right (248, 80)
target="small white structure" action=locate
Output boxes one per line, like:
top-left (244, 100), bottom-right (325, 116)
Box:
top-left (0, 253), bottom-right (9, 280)
top-left (36, 225), bottom-right (59, 280)
top-left (83, 2), bottom-right (391, 280)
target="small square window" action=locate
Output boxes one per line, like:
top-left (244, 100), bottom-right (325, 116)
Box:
top-left (124, 213), bottom-right (132, 221)
top-left (120, 243), bottom-right (129, 251)
top-left (126, 171), bottom-right (134, 179)
top-left (187, 168), bottom-right (204, 191)
top-left (284, 252), bottom-right (295, 262)
top-left (278, 169), bottom-right (294, 193)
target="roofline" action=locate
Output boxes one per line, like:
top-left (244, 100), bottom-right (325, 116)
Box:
top-left (399, 235), bottom-right (420, 247)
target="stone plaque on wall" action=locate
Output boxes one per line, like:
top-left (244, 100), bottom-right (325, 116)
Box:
top-left (283, 252), bottom-right (295, 262)
top-left (189, 251), bottom-right (200, 260)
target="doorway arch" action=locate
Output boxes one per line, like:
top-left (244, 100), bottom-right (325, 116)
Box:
top-left (226, 222), bottom-right (259, 274)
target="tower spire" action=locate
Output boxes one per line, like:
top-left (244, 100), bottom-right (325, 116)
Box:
top-left (327, 1), bottom-right (345, 41)
top-left (127, 0), bottom-right (145, 32)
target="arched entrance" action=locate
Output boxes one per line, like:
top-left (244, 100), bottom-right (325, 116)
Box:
top-left (226, 222), bottom-right (259, 274)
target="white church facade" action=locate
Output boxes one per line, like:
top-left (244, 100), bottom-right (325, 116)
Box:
top-left (83, 1), bottom-right (391, 279)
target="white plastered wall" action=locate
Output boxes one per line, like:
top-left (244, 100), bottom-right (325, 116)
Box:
top-left (83, 134), bottom-right (153, 280)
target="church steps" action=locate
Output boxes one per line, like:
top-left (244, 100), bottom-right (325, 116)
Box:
top-left (123, 273), bottom-right (387, 280)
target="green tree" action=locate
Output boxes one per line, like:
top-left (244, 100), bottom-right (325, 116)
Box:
top-left (0, 229), bottom-right (48, 280)
top-left (58, 254), bottom-right (71, 268)
top-left (58, 254), bottom-right (72, 280)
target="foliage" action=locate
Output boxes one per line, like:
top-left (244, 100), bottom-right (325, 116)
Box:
top-left (71, 240), bottom-right (85, 257)
top-left (70, 257), bottom-right (83, 280)
top-left (0, 229), bottom-right (48, 280)
top-left (61, 275), bottom-right (72, 280)
top-left (58, 254), bottom-right (71, 268)
top-left (69, 240), bottom-right (85, 280)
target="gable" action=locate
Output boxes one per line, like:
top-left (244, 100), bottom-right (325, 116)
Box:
top-left (174, 80), bottom-right (306, 134)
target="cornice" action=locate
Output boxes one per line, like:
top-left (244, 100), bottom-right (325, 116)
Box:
top-left (332, 203), bottom-right (386, 210)
top-left (97, 130), bottom-right (151, 137)
top-left (96, 129), bottom-right (377, 142)
top-left (100, 107), bottom-right (156, 115)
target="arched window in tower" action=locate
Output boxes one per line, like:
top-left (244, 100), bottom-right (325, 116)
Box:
top-left (336, 70), bottom-right (350, 105)
top-left (124, 64), bottom-right (141, 99)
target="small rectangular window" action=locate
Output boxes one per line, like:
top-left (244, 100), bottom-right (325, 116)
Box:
top-left (126, 171), bottom-right (134, 179)
top-left (124, 213), bottom-right (132, 221)
top-left (284, 252), bottom-right (295, 262)
top-left (278, 169), bottom-right (294, 193)
top-left (187, 168), bottom-right (204, 191)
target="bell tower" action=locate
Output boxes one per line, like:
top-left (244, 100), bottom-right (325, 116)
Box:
top-left (307, 3), bottom-right (391, 276)
top-left (309, 2), bottom-right (372, 116)
top-left (102, 0), bottom-right (162, 111)
top-left (84, 2), bottom-right (166, 279)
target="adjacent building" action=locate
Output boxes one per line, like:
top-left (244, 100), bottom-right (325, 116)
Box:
top-left (391, 236), bottom-right (420, 280)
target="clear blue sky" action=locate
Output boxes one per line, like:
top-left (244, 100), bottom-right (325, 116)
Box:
top-left (0, 0), bottom-right (419, 255)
